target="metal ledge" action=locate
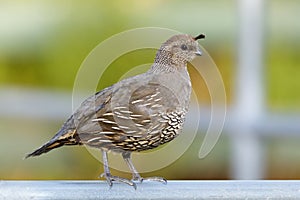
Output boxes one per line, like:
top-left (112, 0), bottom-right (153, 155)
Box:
top-left (1, 180), bottom-right (300, 199)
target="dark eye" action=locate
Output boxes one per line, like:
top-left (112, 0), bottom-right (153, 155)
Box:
top-left (181, 44), bottom-right (188, 50)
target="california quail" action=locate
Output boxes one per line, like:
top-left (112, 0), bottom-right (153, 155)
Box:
top-left (26, 33), bottom-right (205, 189)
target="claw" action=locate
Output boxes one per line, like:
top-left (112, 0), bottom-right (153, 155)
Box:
top-left (142, 176), bottom-right (167, 184)
top-left (100, 173), bottom-right (113, 188)
top-left (131, 173), bottom-right (143, 183)
top-left (100, 173), bottom-right (137, 190)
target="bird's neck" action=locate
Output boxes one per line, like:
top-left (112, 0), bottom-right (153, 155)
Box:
top-left (148, 61), bottom-right (192, 112)
top-left (149, 63), bottom-right (188, 76)
top-left (151, 49), bottom-right (187, 73)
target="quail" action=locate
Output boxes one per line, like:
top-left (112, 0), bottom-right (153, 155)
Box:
top-left (26, 33), bottom-right (205, 189)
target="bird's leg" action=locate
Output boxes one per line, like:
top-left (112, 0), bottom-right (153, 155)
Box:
top-left (122, 152), bottom-right (143, 182)
top-left (100, 150), bottom-right (137, 189)
top-left (122, 151), bottom-right (167, 185)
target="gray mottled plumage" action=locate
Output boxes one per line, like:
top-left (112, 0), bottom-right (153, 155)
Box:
top-left (26, 33), bottom-right (205, 189)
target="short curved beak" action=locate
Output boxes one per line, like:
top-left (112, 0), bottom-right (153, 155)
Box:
top-left (195, 50), bottom-right (202, 56)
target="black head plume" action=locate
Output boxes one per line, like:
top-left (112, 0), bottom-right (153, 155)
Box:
top-left (194, 34), bottom-right (205, 41)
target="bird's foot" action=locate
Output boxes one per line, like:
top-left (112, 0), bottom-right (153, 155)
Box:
top-left (133, 176), bottom-right (167, 184)
top-left (100, 173), bottom-right (137, 190)
top-left (131, 173), bottom-right (143, 183)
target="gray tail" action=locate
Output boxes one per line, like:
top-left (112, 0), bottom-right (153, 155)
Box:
top-left (25, 139), bottom-right (65, 159)
top-left (25, 129), bottom-right (79, 159)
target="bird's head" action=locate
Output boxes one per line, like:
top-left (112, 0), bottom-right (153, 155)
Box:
top-left (154, 34), bottom-right (205, 68)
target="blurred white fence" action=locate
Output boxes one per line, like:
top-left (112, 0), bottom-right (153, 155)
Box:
top-left (231, 0), bottom-right (266, 179)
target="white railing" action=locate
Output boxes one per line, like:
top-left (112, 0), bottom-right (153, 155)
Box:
top-left (1, 180), bottom-right (300, 199)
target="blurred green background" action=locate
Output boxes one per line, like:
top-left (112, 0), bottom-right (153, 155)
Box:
top-left (1, 0), bottom-right (300, 180)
